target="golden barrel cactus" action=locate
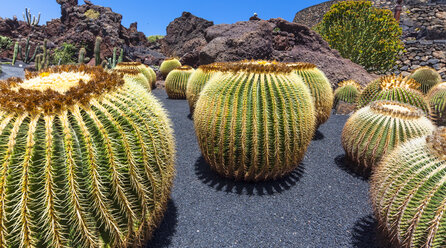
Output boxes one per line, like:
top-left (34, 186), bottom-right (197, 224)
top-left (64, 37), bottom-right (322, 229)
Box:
top-left (194, 61), bottom-right (316, 181)
top-left (407, 66), bottom-right (442, 94)
top-left (333, 80), bottom-right (361, 107)
top-left (165, 65), bottom-right (195, 99)
top-left (287, 62), bottom-right (333, 126)
top-left (115, 62), bottom-right (157, 89)
top-left (427, 82), bottom-right (446, 126)
top-left (342, 100), bottom-right (434, 174)
top-left (0, 65), bottom-right (175, 247)
top-left (160, 58), bottom-right (181, 77)
top-left (371, 126), bottom-right (446, 247)
top-left (113, 68), bottom-right (151, 91)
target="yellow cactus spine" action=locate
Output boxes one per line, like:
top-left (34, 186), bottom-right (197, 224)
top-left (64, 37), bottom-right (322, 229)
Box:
top-left (427, 82), bottom-right (446, 126)
top-left (165, 65), bottom-right (195, 99)
top-left (113, 68), bottom-right (151, 91)
top-left (194, 61), bottom-right (316, 181)
top-left (160, 58), bottom-right (182, 77)
top-left (342, 100), bottom-right (434, 174)
top-left (333, 80), bottom-right (361, 107)
top-left (115, 62), bottom-right (157, 89)
top-left (407, 66), bottom-right (442, 94)
top-left (0, 65), bottom-right (175, 247)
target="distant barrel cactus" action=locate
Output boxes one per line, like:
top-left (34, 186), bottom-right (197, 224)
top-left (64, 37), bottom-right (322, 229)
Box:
top-left (186, 63), bottom-right (223, 114)
top-left (0, 65), bottom-right (175, 247)
top-left (287, 62), bottom-right (333, 126)
top-left (333, 80), bottom-right (361, 107)
top-left (407, 66), bottom-right (442, 94)
top-left (160, 58), bottom-right (182, 77)
top-left (165, 65), bottom-right (195, 99)
top-left (113, 68), bottom-right (151, 91)
top-left (342, 100), bottom-right (434, 174)
top-left (427, 82), bottom-right (446, 125)
top-left (371, 127), bottom-right (446, 247)
top-left (115, 62), bottom-right (157, 89)
top-left (194, 61), bottom-right (315, 181)
top-left (357, 75), bottom-right (429, 114)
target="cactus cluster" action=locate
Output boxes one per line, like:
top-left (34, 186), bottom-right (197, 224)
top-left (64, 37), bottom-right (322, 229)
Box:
top-left (116, 62), bottom-right (156, 89)
top-left (357, 75), bottom-right (429, 114)
top-left (287, 62), bottom-right (333, 126)
top-left (0, 65), bottom-right (175, 247)
top-left (333, 80), bottom-right (361, 107)
top-left (194, 61), bottom-right (315, 181)
top-left (113, 68), bottom-right (151, 91)
top-left (165, 66), bottom-right (195, 99)
top-left (160, 58), bottom-right (182, 77)
top-left (342, 100), bottom-right (434, 174)
top-left (407, 66), bottom-right (442, 94)
top-left (427, 82), bottom-right (446, 126)
top-left (371, 127), bottom-right (446, 247)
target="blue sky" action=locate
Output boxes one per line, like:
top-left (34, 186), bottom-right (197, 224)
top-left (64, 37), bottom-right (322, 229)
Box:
top-left (0, 0), bottom-right (327, 36)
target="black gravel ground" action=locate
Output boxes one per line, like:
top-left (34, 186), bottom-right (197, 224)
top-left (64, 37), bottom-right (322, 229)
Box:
top-left (0, 64), bottom-right (25, 80)
top-left (146, 89), bottom-right (379, 248)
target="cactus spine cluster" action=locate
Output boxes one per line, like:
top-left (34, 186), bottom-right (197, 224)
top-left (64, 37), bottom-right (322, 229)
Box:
top-left (160, 58), bottom-right (182, 77)
top-left (358, 75), bottom-right (429, 114)
top-left (371, 127), bottom-right (446, 247)
top-left (115, 62), bottom-right (157, 89)
top-left (194, 61), bottom-right (315, 181)
top-left (287, 62), bottom-right (333, 126)
top-left (113, 68), bottom-right (151, 91)
top-left (408, 66), bottom-right (442, 94)
top-left (342, 100), bottom-right (434, 174)
top-left (333, 80), bottom-right (361, 107)
top-left (165, 66), bottom-right (195, 99)
top-left (0, 65), bottom-right (175, 247)
top-left (427, 82), bottom-right (446, 126)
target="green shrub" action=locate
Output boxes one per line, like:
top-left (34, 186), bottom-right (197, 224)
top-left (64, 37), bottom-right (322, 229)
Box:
top-left (52, 43), bottom-right (77, 65)
top-left (315, 1), bottom-right (404, 73)
top-left (147, 35), bottom-right (165, 43)
top-left (0, 36), bottom-right (12, 53)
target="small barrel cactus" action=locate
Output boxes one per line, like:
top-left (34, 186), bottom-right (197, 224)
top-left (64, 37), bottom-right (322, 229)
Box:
top-left (407, 66), bottom-right (442, 94)
top-left (113, 68), bottom-right (151, 91)
top-left (165, 65), bottom-right (195, 99)
top-left (342, 100), bottom-right (434, 174)
top-left (186, 63), bottom-right (223, 114)
top-left (358, 75), bottom-right (429, 114)
top-left (427, 82), bottom-right (446, 125)
top-left (333, 80), bottom-right (361, 107)
top-left (194, 61), bottom-right (315, 181)
top-left (115, 62), bottom-right (157, 89)
top-left (371, 127), bottom-right (446, 247)
top-left (160, 58), bottom-right (182, 77)
top-left (0, 65), bottom-right (175, 247)
top-left (287, 62), bottom-right (333, 126)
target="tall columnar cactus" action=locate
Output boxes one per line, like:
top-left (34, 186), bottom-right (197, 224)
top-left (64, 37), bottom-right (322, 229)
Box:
top-left (78, 47), bottom-right (86, 64)
top-left (160, 58), bottom-right (181, 77)
top-left (407, 66), bottom-right (442, 94)
top-left (357, 75), bottom-right (429, 114)
top-left (11, 41), bottom-right (18, 65)
top-left (115, 62), bottom-right (156, 88)
top-left (186, 63), bottom-right (223, 114)
top-left (287, 62), bottom-right (333, 126)
top-left (342, 100), bottom-right (434, 175)
top-left (94, 36), bottom-right (102, 66)
top-left (194, 61), bottom-right (316, 181)
top-left (333, 80), bottom-right (362, 107)
top-left (113, 68), bottom-right (151, 91)
top-left (0, 65), bottom-right (175, 247)
top-left (427, 82), bottom-right (446, 126)
top-left (371, 126), bottom-right (446, 248)
top-left (165, 65), bottom-right (195, 99)
top-left (23, 8), bottom-right (40, 27)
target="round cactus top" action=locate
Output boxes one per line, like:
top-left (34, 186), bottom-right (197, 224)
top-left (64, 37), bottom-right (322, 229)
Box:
top-left (117, 62), bottom-right (142, 67)
top-left (174, 65), bottom-right (194, 71)
top-left (338, 80), bottom-right (361, 89)
top-left (379, 75), bottom-right (420, 91)
top-left (369, 100), bottom-right (424, 119)
top-left (113, 68), bottom-right (142, 75)
top-left (199, 62), bottom-right (227, 72)
top-left (411, 66), bottom-right (441, 77)
top-left (0, 65), bottom-right (124, 114)
top-left (215, 60), bottom-right (293, 74)
top-left (426, 127), bottom-right (446, 160)
top-left (286, 62), bottom-right (318, 70)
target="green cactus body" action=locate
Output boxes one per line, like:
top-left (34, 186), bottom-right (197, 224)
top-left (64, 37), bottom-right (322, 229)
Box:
top-left (116, 62), bottom-right (156, 89)
top-left (287, 62), bottom-right (333, 126)
top-left (408, 66), bottom-right (442, 94)
top-left (12, 41), bottom-right (19, 65)
top-left (160, 58), bottom-right (181, 77)
top-left (165, 66), bottom-right (195, 99)
top-left (94, 37), bottom-right (102, 66)
top-left (333, 80), bottom-right (361, 107)
top-left (342, 100), bottom-right (434, 174)
top-left (78, 47), bottom-right (86, 64)
top-left (0, 65), bottom-right (175, 247)
top-left (371, 127), bottom-right (446, 247)
top-left (358, 75), bottom-right (429, 114)
top-left (186, 63), bottom-right (223, 114)
top-left (113, 68), bottom-right (151, 91)
top-left (194, 61), bottom-right (316, 181)
top-left (427, 82), bottom-right (446, 126)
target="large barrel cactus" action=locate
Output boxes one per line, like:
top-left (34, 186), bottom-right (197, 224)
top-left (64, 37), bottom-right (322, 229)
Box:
top-left (160, 58), bottom-right (181, 77)
top-left (342, 100), bottom-right (434, 174)
top-left (427, 82), bottom-right (446, 126)
top-left (115, 62), bottom-right (157, 89)
top-left (357, 75), bottom-right (429, 114)
top-left (0, 65), bottom-right (175, 247)
top-left (407, 66), bottom-right (442, 94)
top-left (186, 63), bottom-right (223, 114)
top-left (287, 62), bottom-right (333, 126)
top-left (333, 80), bottom-right (361, 107)
top-left (113, 68), bottom-right (151, 91)
top-left (194, 61), bottom-right (316, 181)
top-left (165, 66), bottom-right (195, 99)
top-left (371, 127), bottom-right (446, 247)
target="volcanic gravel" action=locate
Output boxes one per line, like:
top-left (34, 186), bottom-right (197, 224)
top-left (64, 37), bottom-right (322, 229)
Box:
top-left (146, 89), bottom-right (378, 248)
top-left (0, 64), bottom-right (25, 80)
